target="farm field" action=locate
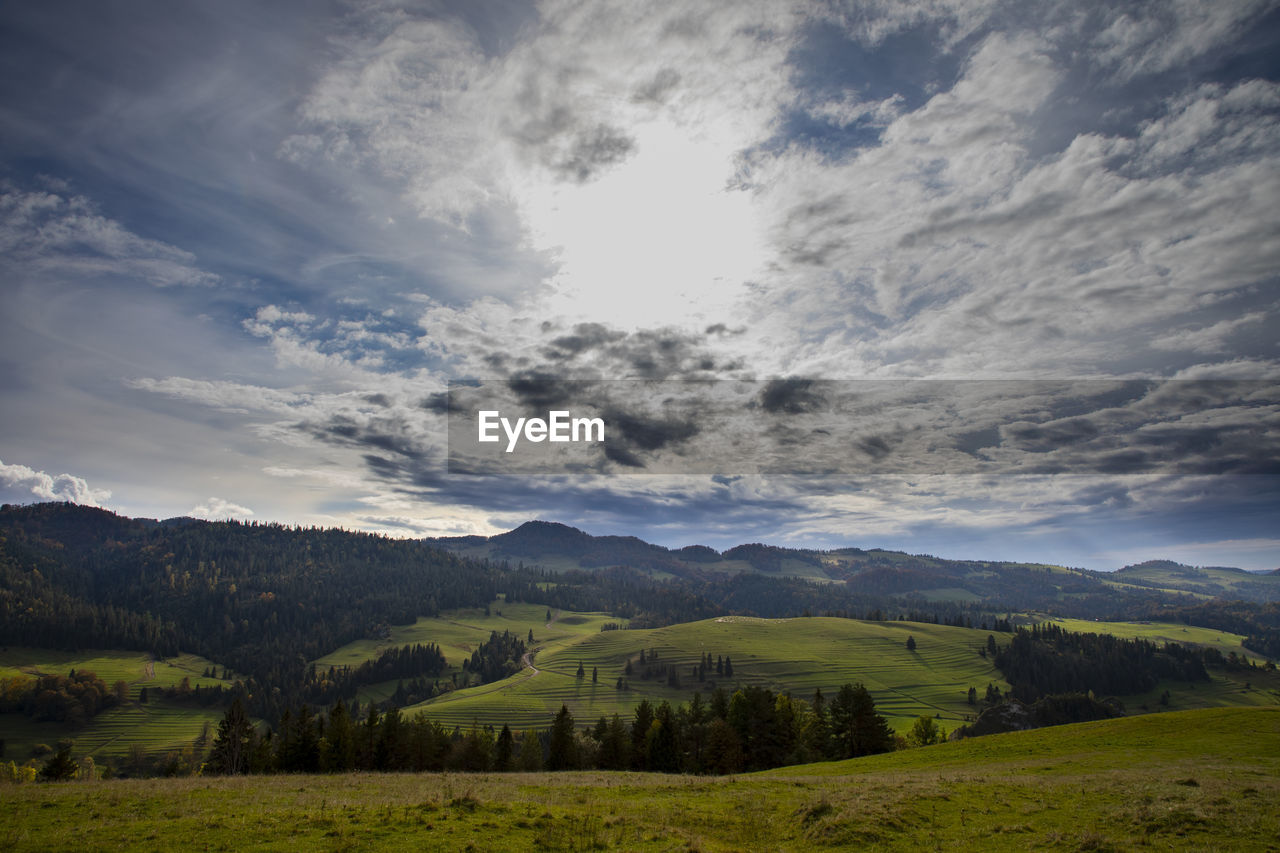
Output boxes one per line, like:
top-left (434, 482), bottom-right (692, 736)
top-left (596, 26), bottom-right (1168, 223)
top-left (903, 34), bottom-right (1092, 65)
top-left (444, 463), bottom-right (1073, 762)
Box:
top-left (404, 615), bottom-right (1011, 732)
top-left (2, 706), bottom-right (1276, 852)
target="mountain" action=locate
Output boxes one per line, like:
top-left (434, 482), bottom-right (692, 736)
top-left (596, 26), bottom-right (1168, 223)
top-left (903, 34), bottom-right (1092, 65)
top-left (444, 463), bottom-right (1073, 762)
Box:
top-left (430, 521), bottom-right (1280, 605)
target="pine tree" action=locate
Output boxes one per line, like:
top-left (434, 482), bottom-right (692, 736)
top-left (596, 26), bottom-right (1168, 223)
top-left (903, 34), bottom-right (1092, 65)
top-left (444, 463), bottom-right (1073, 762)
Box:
top-left (646, 702), bottom-right (679, 773)
top-left (631, 699), bottom-right (654, 770)
top-left (517, 730), bottom-right (542, 771)
top-left (495, 724), bottom-right (514, 772)
top-left (208, 698), bottom-right (254, 775)
top-left (547, 705), bottom-right (577, 771)
top-left (828, 683), bottom-right (893, 758)
top-left (322, 700), bottom-right (356, 772)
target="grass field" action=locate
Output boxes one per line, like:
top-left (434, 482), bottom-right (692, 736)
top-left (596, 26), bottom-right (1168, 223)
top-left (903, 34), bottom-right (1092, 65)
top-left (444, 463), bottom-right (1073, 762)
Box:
top-left (314, 597), bottom-right (623, 707)
top-left (403, 615), bottom-right (1011, 733)
top-left (0, 648), bottom-right (235, 699)
top-left (1027, 615), bottom-right (1259, 660)
top-left (0, 648), bottom-right (237, 761)
top-left (2, 706), bottom-right (1276, 851)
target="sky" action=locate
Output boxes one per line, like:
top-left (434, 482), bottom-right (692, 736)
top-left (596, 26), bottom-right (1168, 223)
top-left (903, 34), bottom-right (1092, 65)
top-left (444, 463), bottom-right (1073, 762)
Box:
top-left (1, 0), bottom-right (1278, 570)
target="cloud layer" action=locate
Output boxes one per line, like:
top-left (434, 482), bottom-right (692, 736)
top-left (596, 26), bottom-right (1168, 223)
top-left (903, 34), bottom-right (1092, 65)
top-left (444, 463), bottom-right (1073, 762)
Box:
top-left (1, 0), bottom-right (1277, 567)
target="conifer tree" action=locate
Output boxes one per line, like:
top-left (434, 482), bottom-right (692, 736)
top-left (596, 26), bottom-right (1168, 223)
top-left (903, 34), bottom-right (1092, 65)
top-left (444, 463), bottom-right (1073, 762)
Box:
top-left (547, 705), bottom-right (577, 770)
top-left (495, 724), bottom-right (514, 772)
top-left (208, 698), bottom-right (254, 775)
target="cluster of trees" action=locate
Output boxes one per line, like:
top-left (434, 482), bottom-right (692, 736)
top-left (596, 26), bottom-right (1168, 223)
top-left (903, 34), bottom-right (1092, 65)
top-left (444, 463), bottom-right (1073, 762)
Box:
top-left (463, 631), bottom-right (526, 684)
top-left (0, 670), bottom-right (125, 724)
top-left (299, 643), bottom-right (447, 707)
top-left (626, 649), bottom-right (735, 691)
top-left (994, 624), bottom-right (1211, 701)
top-left (952, 691), bottom-right (1120, 738)
top-left (207, 682), bottom-right (898, 777)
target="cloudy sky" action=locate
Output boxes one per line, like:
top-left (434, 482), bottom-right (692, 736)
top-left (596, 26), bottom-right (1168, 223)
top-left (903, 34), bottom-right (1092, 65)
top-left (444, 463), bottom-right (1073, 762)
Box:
top-left (2, 0), bottom-right (1278, 569)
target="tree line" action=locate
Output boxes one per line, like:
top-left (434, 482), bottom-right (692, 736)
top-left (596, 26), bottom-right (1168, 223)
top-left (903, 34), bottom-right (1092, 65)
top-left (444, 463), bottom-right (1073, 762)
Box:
top-left (994, 623), bottom-right (1211, 701)
top-left (207, 682), bottom-right (899, 777)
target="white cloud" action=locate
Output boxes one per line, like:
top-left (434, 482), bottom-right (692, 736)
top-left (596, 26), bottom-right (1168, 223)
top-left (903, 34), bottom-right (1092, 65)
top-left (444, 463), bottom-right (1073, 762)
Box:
top-left (0, 457), bottom-right (111, 506)
top-left (0, 188), bottom-right (218, 287)
top-left (1150, 311), bottom-right (1270, 354)
top-left (189, 497), bottom-right (255, 520)
top-left (1092, 0), bottom-right (1275, 81)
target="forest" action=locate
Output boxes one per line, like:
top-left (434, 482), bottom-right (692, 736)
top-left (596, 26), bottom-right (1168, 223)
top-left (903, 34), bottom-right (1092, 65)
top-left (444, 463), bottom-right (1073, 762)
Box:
top-left (202, 681), bottom-right (899, 778)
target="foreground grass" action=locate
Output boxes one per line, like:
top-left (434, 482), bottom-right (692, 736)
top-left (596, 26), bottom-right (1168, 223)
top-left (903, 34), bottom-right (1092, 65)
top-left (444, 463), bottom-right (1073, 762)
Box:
top-left (3, 707), bottom-right (1277, 852)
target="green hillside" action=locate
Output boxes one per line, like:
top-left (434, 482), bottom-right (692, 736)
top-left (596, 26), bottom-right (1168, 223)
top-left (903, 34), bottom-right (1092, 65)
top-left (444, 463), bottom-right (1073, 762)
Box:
top-left (4, 707), bottom-right (1277, 851)
top-left (0, 648), bottom-right (237, 761)
top-left (401, 615), bottom-right (1009, 732)
top-left (1028, 615), bottom-right (1256, 659)
top-left (1112, 560), bottom-right (1280, 599)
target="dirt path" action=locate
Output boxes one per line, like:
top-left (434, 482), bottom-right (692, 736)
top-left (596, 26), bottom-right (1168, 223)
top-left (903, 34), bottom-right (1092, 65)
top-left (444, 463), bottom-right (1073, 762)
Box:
top-left (518, 609), bottom-right (563, 676)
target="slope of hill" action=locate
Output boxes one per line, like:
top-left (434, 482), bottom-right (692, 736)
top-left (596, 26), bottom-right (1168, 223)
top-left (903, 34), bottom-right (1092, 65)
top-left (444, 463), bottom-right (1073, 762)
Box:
top-left (402, 615), bottom-right (1011, 732)
top-left (389, 610), bottom-right (1278, 733)
top-left (1114, 559), bottom-right (1280, 601)
top-left (5, 707), bottom-right (1277, 851)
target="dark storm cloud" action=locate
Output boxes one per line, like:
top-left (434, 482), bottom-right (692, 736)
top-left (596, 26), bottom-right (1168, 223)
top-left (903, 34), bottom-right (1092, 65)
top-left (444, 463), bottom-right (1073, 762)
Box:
top-left (543, 323), bottom-right (628, 360)
top-left (758, 378), bottom-right (826, 414)
top-left (420, 393), bottom-right (451, 415)
top-left (505, 372), bottom-right (589, 410)
top-left (506, 94), bottom-right (636, 184)
top-left (553, 124), bottom-right (637, 183)
top-left (1003, 417), bottom-right (1102, 452)
top-left (602, 407), bottom-right (700, 452)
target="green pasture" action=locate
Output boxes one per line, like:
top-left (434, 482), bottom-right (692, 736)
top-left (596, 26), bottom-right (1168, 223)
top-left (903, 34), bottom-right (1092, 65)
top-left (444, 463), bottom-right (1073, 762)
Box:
top-left (314, 597), bottom-right (622, 674)
top-left (406, 616), bottom-right (1009, 732)
top-left (2, 707), bottom-right (1276, 852)
top-left (0, 700), bottom-right (224, 762)
top-left (0, 648), bottom-right (235, 699)
top-left (0, 648), bottom-right (237, 761)
top-left (1028, 615), bottom-right (1261, 660)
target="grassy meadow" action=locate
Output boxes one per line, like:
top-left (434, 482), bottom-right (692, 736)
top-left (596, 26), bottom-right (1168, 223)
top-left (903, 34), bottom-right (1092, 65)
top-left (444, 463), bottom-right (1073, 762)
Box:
top-left (2, 706), bottom-right (1276, 852)
top-left (321, 606), bottom-right (1280, 733)
top-left (397, 615), bottom-right (1014, 732)
top-left (0, 647), bottom-right (235, 761)
top-left (1027, 615), bottom-right (1256, 660)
